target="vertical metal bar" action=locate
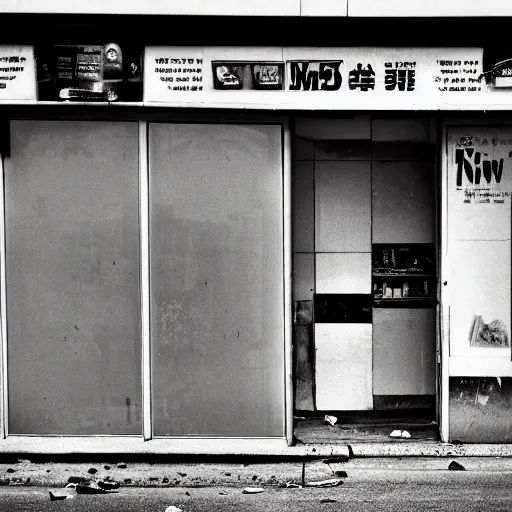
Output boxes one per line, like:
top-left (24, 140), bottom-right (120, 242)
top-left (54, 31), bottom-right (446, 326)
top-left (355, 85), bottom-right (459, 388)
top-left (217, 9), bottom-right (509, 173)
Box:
top-left (440, 120), bottom-right (450, 443)
top-left (283, 120), bottom-right (293, 445)
top-left (0, 151), bottom-right (7, 438)
top-left (139, 121), bottom-right (152, 441)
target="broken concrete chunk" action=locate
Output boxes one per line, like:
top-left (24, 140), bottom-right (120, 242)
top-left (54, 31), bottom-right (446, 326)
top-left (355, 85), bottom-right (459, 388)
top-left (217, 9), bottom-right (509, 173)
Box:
top-left (448, 461), bottom-right (466, 471)
top-left (306, 479), bottom-right (343, 488)
top-left (242, 487), bottom-right (265, 494)
top-left (49, 491), bottom-right (73, 501)
top-left (164, 507), bottom-right (183, 512)
top-left (323, 415), bottom-right (338, 427)
top-left (76, 482), bottom-right (116, 494)
top-left (97, 480), bottom-right (120, 491)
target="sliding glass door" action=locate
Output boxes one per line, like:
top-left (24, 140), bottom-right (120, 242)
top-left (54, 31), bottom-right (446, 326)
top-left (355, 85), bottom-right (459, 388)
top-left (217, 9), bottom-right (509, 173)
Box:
top-left (149, 123), bottom-right (285, 437)
top-left (3, 119), bottom-right (285, 439)
top-left (5, 121), bottom-right (141, 434)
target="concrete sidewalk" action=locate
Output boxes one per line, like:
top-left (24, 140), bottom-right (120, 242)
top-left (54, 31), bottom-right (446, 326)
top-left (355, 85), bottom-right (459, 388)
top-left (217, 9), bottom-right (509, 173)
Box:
top-left (3, 451), bottom-right (512, 488)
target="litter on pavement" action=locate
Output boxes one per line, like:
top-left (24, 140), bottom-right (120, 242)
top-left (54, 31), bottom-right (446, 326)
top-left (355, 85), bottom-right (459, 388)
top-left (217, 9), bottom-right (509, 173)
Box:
top-left (242, 487), bottom-right (265, 494)
top-left (389, 429), bottom-right (411, 438)
top-left (448, 461), bottom-right (466, 471)
top-left (49, 491), bottom-right (73, 501)
top-left (75, 482), bottom-right (117, 494)
top-left (305, 478), bottom-right (343, 488)
top-left (323, 415), bottom-right (338, 427)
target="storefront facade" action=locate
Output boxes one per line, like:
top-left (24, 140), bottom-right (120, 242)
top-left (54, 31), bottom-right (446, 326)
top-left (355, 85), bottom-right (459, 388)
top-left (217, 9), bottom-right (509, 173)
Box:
top-left (0, 7), bottom-right (510, 452)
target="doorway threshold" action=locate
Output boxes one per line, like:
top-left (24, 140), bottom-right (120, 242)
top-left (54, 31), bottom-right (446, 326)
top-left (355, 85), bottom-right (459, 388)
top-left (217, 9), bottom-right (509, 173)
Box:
top-left (294, 414), bottom-right (440, 445)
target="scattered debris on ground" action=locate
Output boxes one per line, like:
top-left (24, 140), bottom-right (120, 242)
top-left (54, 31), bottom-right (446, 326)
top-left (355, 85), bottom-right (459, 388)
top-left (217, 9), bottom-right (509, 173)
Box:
top-left (448, 461), bottom-right (466, 471)
top-left (283, 482), bottom-right (301, 489)
top-left (242, 487), bottom-right (265, 494)
top-left (75, 481), bottom-right (117, 494)
top-left (97, 479), bottom-right (120, 491)
top-left (305, 479), bottom-right (343, 488)
top-left (389, 430), bottom-right (411, 438)
top-left (323, 415), bottom-right (338, 427)
top-left (49, 491), bottom-right (73, 501)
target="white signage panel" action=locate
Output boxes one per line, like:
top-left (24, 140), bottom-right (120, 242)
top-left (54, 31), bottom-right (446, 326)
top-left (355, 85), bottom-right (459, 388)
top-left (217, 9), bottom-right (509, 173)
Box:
top-left (144, 47), bottom-right (204, 102)
top-left (0, 45), bottom-right (36, 101)
top-left (144, 46), bottom-right (488, 110)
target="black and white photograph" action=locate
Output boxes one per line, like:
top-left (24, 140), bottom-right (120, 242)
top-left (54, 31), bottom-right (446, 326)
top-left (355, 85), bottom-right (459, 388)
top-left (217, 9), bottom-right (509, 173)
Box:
top-left (0, 1), bottom-right (511, 510)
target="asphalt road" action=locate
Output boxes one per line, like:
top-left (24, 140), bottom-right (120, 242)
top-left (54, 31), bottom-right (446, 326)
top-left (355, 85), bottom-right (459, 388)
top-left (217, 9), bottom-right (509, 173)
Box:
top-left (4, 467), bottom-right (512, 512)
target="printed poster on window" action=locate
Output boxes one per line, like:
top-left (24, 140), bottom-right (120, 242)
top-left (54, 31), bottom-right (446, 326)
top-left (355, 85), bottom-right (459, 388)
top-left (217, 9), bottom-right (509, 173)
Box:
top-left (447, 128), bottom-right (512, 358)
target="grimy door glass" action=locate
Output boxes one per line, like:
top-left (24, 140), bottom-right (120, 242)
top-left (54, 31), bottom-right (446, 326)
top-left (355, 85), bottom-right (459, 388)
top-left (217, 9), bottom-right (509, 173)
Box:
top-left (149, 123), bottom-right (284, 437)
top-left (5, 121), bottom-right (141, 435)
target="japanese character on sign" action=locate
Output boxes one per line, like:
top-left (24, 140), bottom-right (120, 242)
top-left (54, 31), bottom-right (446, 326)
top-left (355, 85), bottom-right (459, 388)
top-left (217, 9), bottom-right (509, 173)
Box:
top-left (348, 63), bottom-right (375, 91)
top-left (385, 68), bottom-right (416, 91)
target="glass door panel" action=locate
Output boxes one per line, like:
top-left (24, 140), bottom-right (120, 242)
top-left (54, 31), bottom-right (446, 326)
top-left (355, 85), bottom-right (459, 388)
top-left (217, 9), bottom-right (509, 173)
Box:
top-left (5, 120), bottom-right (141, 435)
top-left (149, 123), bottom-right (284, 437)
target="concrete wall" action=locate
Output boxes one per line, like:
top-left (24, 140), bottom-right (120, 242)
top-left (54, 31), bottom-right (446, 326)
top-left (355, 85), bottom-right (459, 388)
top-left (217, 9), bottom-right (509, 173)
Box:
top-left (0, 0), bottom-right (510, 16)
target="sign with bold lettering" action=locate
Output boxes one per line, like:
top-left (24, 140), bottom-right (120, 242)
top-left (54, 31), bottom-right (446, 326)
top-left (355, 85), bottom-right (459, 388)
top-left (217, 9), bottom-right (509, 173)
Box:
top-left (287, 61), bottom-right (342, 91)
top-left (0, 46), bottom-right (36, 101)
top-left (451, 133), bottom-right (512, 205)
top-left (145, 46), bottom-right (493, 108)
